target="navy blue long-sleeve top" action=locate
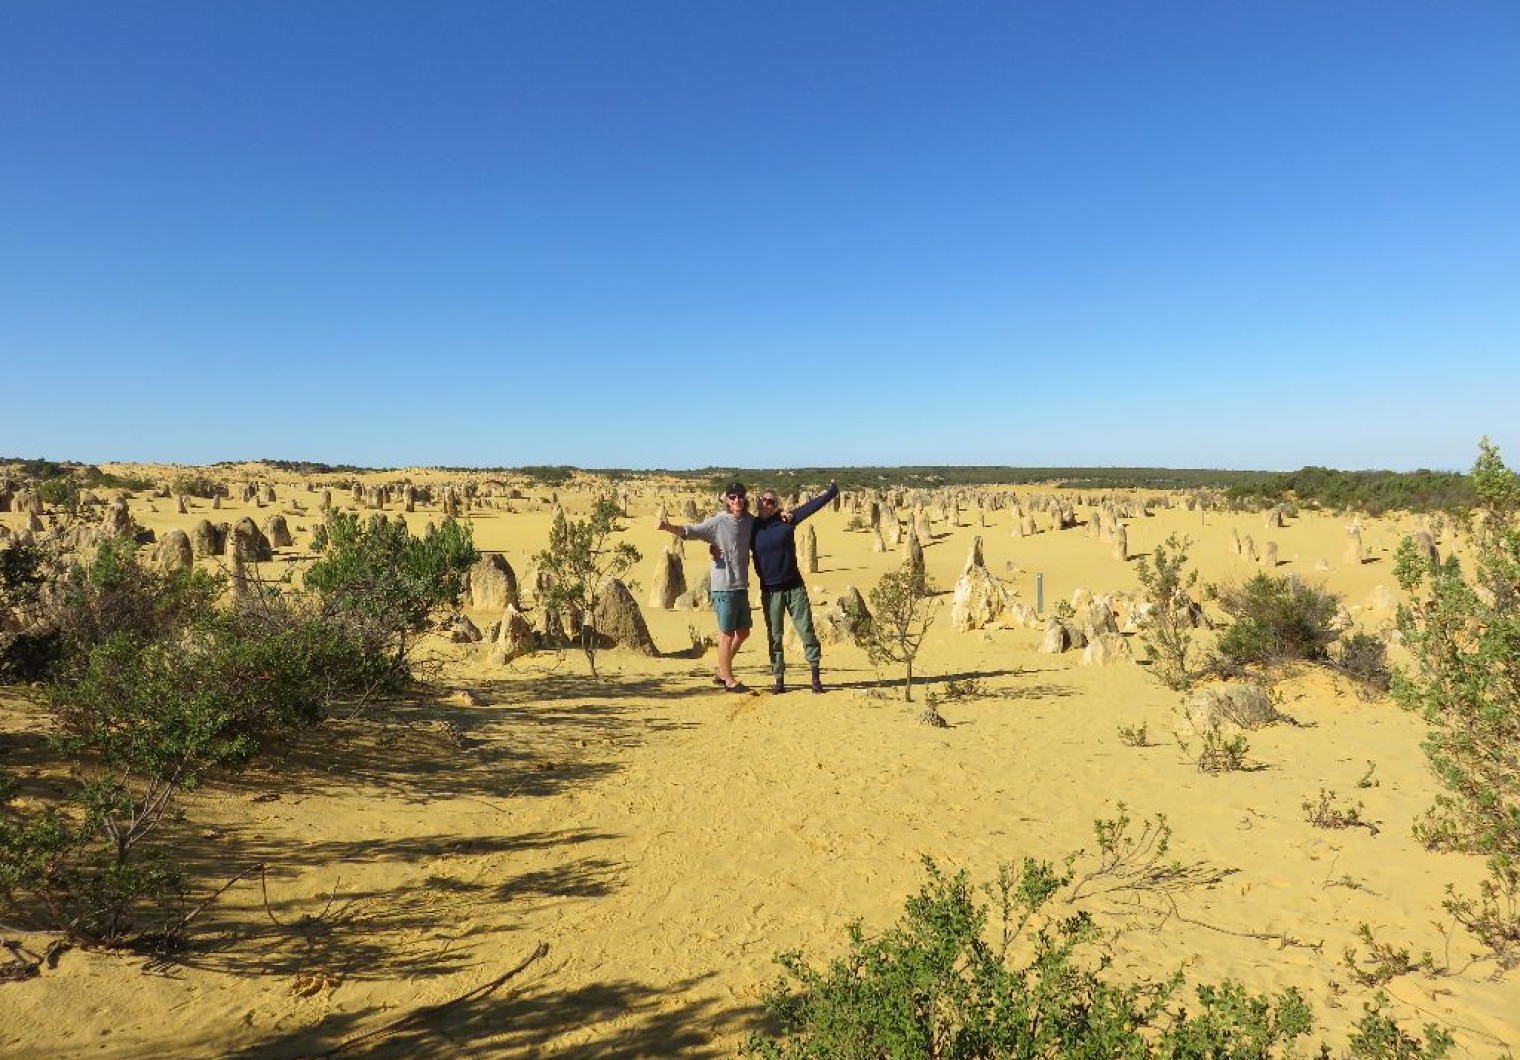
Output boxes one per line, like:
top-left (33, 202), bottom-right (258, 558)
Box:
top-left (749, 483), bottom-right (839, 591)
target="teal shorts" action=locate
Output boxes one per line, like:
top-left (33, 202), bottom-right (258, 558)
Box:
top-left (711, 590), bottom-right (752, 634)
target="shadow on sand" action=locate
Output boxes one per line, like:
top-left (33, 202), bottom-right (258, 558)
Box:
top-left (206, 968), bottom-right (764, 1058)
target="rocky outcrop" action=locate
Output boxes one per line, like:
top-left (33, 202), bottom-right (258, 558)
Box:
top-left (592, 578), bottom-right (658, 656)
top-left (449, 613), bottom-right (483, 643)
top-left (264, 514), bottom-right (294, 549)
top-left (1038, 619), bottom-right (1072, 654)
top-left (154, 529), bottom-right (194, 573)
top-left (1180, 683), bottom-right (1283, 735)
top-left (229, 517), bottom-right (273, 562)
top-left (1344, 528), bottom-right (1364, 565)
top-left (815, 585), bottom-right (871, 646)
top-left (101, 499), bottom-right (133, 540)
top-left (469, 554), bottom-right (520, 612)
top-left (648, 547), bottom-right (687, 610)
top-left (488, 605), bottom-right (536, 663)
top-left (800, 523), bottom-right (819, 575)
top-left (1081, 632), bottom-right (1132, 666)
top-left (949, 565), bottom-right (1016, 632)
top-left (674, 569), bottom-right (712, 611)
top-left (190, 519), bottom-right (226, 558)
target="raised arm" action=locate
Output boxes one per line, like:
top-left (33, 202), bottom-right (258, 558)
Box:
top-left (788, 480), bottom-right (840, 524)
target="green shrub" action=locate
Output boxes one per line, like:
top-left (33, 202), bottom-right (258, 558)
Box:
top-left (1393, 439), bottom-right (1520, 967)
top-left (1196, 725), bottom-right (1250, 774)
top-left (36, 476), bottom-right (81, 511)
top-left (1134, 533), bottom-right (1200, 690)
top-left (1335, 632), bottom-right (1392, 699)
top-left (1342, 925), bottom-right (1434, 988)
top-left (170, 474), bottom-right (227, 499)
top-left (0, 536), bottom-right (58, 680)
top-left (305, 510), bottom-right (477, 663)
top-left (45, 537), bottom-right (224, 678)
top-left (1345, 994), bottom-right (1453, 1058)
top-left (0, 540), bottom-right (396, 947)
top-left (0, 535), bottom-right (48, 610)
top-left (2, 597), bottom-right (382, 948)
top-left (1303, 790), bottom-right (1377, 835)
top-left (1213, 573), bottom-right (1342, 668)
top-left (1224, 465), bottom-right (1475, 517)
top-left (3, 535), bottom-right (223, 683)
top-left (223, 594), bottom-right (408, 704)
top-left (0, 789), bottom-right (187, 948)
top-left (742, 855), bottom-right (1457, 1059)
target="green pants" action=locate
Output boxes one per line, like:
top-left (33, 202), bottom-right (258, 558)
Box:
top-left (762, 584), bottom-right (821, 678)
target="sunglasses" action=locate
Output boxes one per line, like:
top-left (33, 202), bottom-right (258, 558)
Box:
top-left (759, 497), bottom-right (778, 506)
top-left (726, 492), bottom-right (746, 501)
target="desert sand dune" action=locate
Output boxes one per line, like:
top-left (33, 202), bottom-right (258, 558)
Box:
top-left (1, 465), bottom-right (1514, 1057)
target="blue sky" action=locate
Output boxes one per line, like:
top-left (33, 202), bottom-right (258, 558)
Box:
top-left (3, 2), bottom-right (1516, 472)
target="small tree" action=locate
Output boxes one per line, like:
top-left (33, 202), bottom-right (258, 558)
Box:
top-left (855, 569), bottom-right (940, 701)
top-left (304, 510), bottom-right (478, 664)
top-left (1393, 438), bottom-right (1520, 964)
top-left (532, 497), bottom-right (641, 677)
top-left (1134, 533), bottom-right (1199, 690)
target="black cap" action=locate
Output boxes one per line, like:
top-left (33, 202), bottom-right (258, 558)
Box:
top-left (724, 481), bottom-right (746, 498)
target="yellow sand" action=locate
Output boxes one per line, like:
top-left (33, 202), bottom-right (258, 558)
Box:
top-left (1, 467), bottom-right (1515, 1057)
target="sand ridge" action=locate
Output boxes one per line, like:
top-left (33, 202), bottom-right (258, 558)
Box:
top-left (1, 468), bottom-right (1515, 1056)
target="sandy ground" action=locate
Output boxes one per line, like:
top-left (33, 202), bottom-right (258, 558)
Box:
top-left (2, 467), bottom-right (1516, 1057)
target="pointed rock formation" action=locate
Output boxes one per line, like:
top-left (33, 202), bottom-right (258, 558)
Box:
top-left (592, 578), bottom-right (659, 656)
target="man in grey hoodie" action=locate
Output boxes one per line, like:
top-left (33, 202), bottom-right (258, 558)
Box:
top-left (657, 481), bottom-right (755, 692)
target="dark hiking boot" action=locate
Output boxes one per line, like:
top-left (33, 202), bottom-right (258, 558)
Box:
top-left (772, 677), bottom-right (786, 694)
top-left (811, 666), bottom-right (824, 694)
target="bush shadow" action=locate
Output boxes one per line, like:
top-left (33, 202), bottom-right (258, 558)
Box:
top-left (219, 671), bottom-right (706, 808)
top-left (213, 969), bottom-right (765, 1058)
top-left (155, 823), bottom-right (626, 984)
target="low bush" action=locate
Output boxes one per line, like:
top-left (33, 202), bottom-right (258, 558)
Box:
top-left (744, 856), bottom-right (1451, 1058)
top-left (44, 537), bottom-right (224, 678)
top-left (1196, 725), bottom-right (1250, 774)
top-left (0, 536), bottom-right (58, 680)
top-left (1303, 790), bottom-right (1377, 835)
top-left (1, 595), bottom-right (386, 948)
top-left (1213, 573), bottom-right (1342, 669)
top-left (1334, 632), bottom-right (1391, 699)
top-left (1342, 924), bottom-right (1435, 988)
top-left (1, 527), bottom-right (407, 949)
top-left (170, 474), bottom-right (227, 499)
top-left (36, 476), bottom-right (81, 511)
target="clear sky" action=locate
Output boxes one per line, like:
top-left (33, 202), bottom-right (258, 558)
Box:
top-left (3, 2), bottom-right (1516, 472)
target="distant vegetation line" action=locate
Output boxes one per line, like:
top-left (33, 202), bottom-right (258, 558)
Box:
top-left (0, 456), bottom-right (1479, 514)
top-left (694, 466), bottom-right (1280, 492)
top-left (1224, 465), bottom-right (1477, 517)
